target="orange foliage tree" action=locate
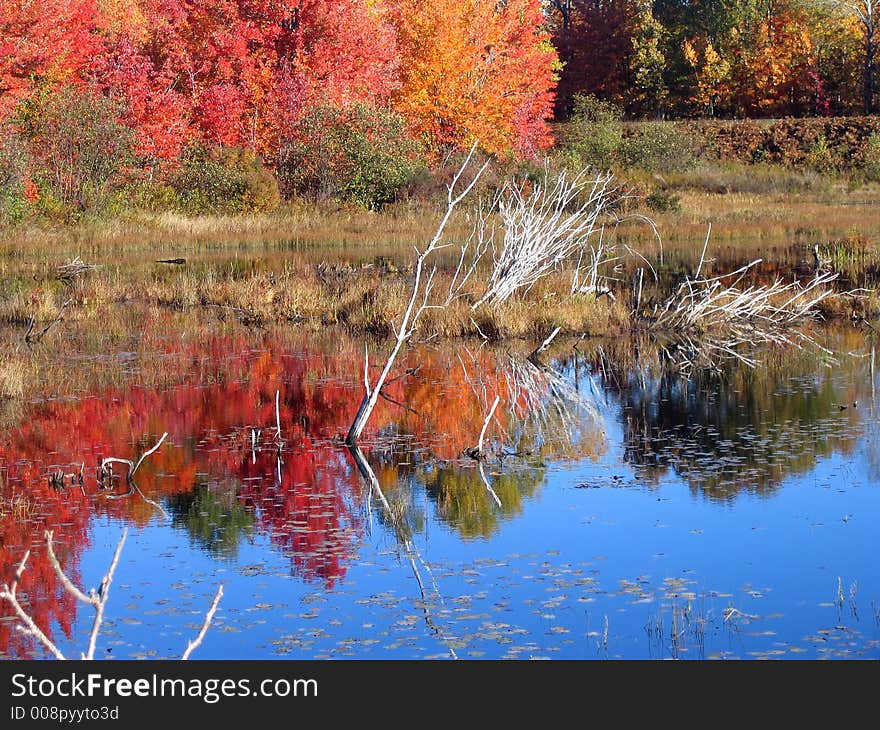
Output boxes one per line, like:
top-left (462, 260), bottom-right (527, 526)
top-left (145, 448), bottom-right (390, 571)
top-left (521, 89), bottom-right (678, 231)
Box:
top-left (389, 0), bottom-right (558, 158)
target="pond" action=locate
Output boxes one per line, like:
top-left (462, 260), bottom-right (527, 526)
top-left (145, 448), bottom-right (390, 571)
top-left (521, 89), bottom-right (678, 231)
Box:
top-left (1, 308), bottom-right (878, 660)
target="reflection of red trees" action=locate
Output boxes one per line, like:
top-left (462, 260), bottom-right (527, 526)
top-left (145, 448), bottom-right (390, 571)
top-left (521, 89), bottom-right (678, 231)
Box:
top-left (0, 331), bottom-right (519, 657)
top-left (0, 480), bottom-right (87, 658)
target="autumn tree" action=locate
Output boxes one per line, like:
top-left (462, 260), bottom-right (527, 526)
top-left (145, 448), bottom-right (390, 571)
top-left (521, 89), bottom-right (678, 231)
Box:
top-left (390, 0), bottom-right (558, 158)
top-left (818, 1), bottom-right (880, 112)
top-left (683, 37), bottom-right (732, 116)
top-left (0, 0), bottom-right (103, 118)
top-left (725, 2), bottom-right (820, 117)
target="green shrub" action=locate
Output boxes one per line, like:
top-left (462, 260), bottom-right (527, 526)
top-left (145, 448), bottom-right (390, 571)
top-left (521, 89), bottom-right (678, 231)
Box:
top-left (559, 94), bottom-right (623, 170)
top-left (170, 145), bottom-right (280, 214)
top-left (856, 133), bottom-right (880, 182)
top-left (278, 102), bottom-right (424, 211)
top-left (644, 188), bottom-right (681, 213)
top-left (0, 129), bottom-right (30, 223)
top-left (18, 85), bottom-right (134, 213)
top-left (805, 135), bottom-right (838, 174)
top-left (620, 123), bottom-right (697, 173)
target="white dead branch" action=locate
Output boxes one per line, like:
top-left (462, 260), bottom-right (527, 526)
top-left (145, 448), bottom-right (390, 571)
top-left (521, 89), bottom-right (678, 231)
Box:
top-left (346, 145), bottom-right (490, 445)
top-left (643, 247), bottom-right (843, 370)
top-left (0, 528), bottom-right (223, 660)
top-left (570, 225), bottom-right (619, 300)
top-left (181, 585), bottom-right (224, 660)
top-left (55, 257), bottom-right (96, 283)
top-left (100, 432), bottom-right (168, 483)
top-left (0, 548), bottom-right (65, 659)
top-left (464, 394), bottom-right (501, 464)
top-left (471, 168), bottom-right (617, 309)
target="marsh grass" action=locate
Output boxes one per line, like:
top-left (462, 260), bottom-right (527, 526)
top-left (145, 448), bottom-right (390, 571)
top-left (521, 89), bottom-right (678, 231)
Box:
top-left (0, 184), bottom-right (878, 354)
top-left (0, 489), bottom-right (35, 522)
top-left (0, 353), bottom-right (31, 399)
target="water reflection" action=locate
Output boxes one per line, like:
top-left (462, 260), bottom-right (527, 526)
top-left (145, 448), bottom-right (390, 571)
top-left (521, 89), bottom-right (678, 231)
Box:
top-left (573, 328), bottom-right (871, 500)
top-left (0, 313), bottom-right (877, 658)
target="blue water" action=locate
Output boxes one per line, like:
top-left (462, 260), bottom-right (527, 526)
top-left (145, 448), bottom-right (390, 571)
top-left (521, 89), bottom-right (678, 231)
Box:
top-left (4, 327), bottom-right (880, 660)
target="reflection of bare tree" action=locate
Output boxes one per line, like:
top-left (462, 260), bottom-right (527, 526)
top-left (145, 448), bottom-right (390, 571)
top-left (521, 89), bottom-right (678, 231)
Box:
top-left (575, 334), bottom-right (868, 500)
top-left (502, 354), bottom-right (607, 461)
top-left (347, 445), bottom-right (458, 659)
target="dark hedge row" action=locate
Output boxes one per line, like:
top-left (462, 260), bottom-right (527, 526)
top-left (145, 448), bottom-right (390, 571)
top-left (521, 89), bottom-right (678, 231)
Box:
top-left (672, 117), bottom-right (880, 167)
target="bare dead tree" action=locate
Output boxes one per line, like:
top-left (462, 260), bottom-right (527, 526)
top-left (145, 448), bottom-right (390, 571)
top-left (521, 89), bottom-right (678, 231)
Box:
top-left (346, 145), bottom-right (490, 445)
top-left (471, 168), bottom-right (617, 309)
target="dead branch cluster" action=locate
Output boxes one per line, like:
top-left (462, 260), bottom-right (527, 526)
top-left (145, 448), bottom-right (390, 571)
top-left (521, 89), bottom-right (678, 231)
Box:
top-left (639, 229), bottom-right (846, 370)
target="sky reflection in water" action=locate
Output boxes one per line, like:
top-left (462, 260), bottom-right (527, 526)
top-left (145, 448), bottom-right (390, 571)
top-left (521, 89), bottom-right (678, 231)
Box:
top-left (1, 316), bottom-right (878, 660)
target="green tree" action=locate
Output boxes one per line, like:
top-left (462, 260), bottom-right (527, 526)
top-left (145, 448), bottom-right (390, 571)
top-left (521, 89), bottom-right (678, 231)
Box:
top-left (18, 84), bottom-right (133, 212)
top-left (278, 102), bottom-right (424, 211)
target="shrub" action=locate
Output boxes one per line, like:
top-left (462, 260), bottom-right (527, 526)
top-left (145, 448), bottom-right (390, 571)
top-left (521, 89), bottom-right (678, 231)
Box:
top-left (558, 94), bottom-right (623, 170)
top-left (0, 128), bottom-right (30, 223)
top-left (645, 188), bottom-right (681, 213)
top-left (620, 123), bottom-right (697, 173)
top-left (278, 102), bottom-right (424, 211)
top-left (856, 132), bottom-right (880, 182)
top-left (805, 135), bottom-right (838, 174)
top-left (18, 85), bottom-right (134, 213)
top-left (170, 145), bottom-right (280, 214)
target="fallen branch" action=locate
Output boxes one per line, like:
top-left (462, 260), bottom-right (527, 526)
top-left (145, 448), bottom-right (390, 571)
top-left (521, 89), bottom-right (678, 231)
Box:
top-left (465, 395), bottom-right (500, 460)
top-left (346, 144), bottom-right (490, 445)
top-left (473, 168), bottom-right (618, 309)
top-left (0, 549), bottom-right (66, 659)
top-left (56, 257), bottom-right (96, 283)
top-left (639, 236), bottom-right (849, 371)
top-left (100, 432), bottom-right (168, 483)
top-left (25, 298), bottom-right (73, 344)
top-left (46, 528), bottom-right (125, 660)
top-left (528, 327), bottom-right (562, 362)
top-left (1, 529), bottom-right (223, 660)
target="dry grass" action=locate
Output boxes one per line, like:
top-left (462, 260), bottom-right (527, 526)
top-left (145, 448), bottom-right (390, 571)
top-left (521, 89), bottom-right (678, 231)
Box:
top-left (0, 184), bottom-right (877, 350)
top-left (66, 263), bottom-right (629, 339)
top-left (0, 354), bottom-right (31, 399)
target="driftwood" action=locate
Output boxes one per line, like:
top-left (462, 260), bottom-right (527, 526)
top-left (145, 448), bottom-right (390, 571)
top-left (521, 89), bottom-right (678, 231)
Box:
top-left (25, 298), bottom-right (73, 344)
top-left (99, 432), bottom-right (168, 485)
top-left (0, 529), bottom-right (223, 660)
top-left (55, 257), bottom-right (96, 283)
